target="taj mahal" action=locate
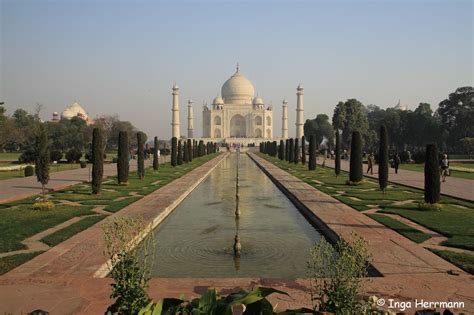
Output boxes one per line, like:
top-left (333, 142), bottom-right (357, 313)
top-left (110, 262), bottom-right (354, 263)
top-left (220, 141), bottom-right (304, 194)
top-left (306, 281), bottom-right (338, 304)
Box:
top-left (171, 65), bottom-right (304, 144)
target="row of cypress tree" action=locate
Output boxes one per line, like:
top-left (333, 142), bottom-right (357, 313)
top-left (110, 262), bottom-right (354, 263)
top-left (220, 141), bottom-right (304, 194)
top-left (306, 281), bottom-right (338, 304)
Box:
top-left (170, 137), bottom-right (217, 167)
top-left (259, 125), bottom-right (440, 204)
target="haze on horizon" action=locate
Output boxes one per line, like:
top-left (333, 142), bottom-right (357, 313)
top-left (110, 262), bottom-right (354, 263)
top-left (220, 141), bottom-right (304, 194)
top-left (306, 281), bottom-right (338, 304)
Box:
top-left (1, 0), bottom-right (472, 139)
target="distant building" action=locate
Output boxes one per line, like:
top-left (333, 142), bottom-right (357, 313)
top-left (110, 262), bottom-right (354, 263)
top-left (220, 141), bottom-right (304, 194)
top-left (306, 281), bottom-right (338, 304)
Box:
top-left (52, 101), bottom-right (94, 125)
top-left (394, 99), bottom-right (408, 111)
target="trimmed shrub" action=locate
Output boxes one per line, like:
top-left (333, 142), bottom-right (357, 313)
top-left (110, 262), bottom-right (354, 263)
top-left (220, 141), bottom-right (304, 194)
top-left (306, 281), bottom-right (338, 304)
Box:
top-left (117, 131), bottom-right (130, 184)
top-left (278, 140), bottom-right (284, 160)
top-left (183, 139), bottom-right (189, 163)
top-left (285, 139), bottom-right (289, 161)
top-left (171, 137), bottom-right (178, 166)
top-left (92, 127), bottom-right (105, 194)
top-left (301, 136), bottom-right (306, 165)
top-left (137, 132), bottom-right (147, 179)
top-left (349, 131), bottom-right (363, 183)
top-left (424, 144), bottom-right (440, 204)
top-left (289, 138), bottom-right (294, 163)
top-left (294, 138), bottom-right (299, 164)
top-left (50, 150), bottom-right (63, 162)
top-left (24, 165), bottom-right (34, 177)
top-left (33, 201), bottom-right (55, 211)
top-left (378, 125), bottom-right (389, 192)
top-left (187, 139), bottom-right (193, 162)
top-left (177, 140), bottom-right (183, 165)
top-left (309, 135), bottom-right (316, 171)
top-left (80, 160), bottom-right (87, 168)
top-left (66, 148), bottom-right (82, 163)
top-left (198, 140), bottom-right (204, 157)
top-left (153, 136), bottom-right (159, 170)
top-left (335, 130), bottom-right (341, 176)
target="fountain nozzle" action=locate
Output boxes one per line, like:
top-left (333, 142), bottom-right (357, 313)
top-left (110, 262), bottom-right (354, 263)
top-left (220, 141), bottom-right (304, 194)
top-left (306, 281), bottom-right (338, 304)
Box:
top-left (233, 234), bottom-right (241, 256)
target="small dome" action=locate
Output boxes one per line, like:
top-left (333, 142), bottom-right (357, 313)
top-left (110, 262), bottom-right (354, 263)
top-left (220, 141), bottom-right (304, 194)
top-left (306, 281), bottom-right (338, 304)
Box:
top-left (282, 98), bottom-right (288, 104)
top-left (221, 68), bottom-right (255, 105)
top-left (297, 83), bottom-right (304, 90)
top-left (172, 83), bottom-right (179, 90)
top-left (394, 100), bottom-right (408, 111)
top-left (252, 96), bottom-right (264, 105)
top-left (212, 96), bottom-right (224, 105)
top-left (61, 101), bottom-right (88, 119)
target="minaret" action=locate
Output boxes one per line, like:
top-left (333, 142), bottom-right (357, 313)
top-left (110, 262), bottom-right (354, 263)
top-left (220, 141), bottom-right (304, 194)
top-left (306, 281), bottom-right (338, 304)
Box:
top-left (296, 84), bottom-right (304, 139)
top-left (171, 83), bottom-right (180, 139)
top-left (282, 98), bottom-right (288, 139)
top-left (187, 99), bottom-right (194, 138)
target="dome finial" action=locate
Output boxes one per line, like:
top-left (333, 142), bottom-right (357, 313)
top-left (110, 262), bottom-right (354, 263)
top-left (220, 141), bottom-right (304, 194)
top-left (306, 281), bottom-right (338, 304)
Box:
top-left (236, 62), bottom-right (239, 73)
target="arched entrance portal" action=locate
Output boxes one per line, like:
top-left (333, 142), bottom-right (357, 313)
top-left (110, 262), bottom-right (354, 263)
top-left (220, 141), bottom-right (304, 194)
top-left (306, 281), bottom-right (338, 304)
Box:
top-left (230, 114), bottom-right (246, 137)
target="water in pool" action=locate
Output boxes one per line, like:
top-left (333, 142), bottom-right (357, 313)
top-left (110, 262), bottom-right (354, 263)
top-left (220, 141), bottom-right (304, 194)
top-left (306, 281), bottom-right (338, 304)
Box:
top-left (150, 153), bottom-right (322, 278)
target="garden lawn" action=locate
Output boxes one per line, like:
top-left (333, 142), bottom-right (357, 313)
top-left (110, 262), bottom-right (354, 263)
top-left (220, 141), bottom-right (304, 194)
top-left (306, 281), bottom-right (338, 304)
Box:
top-left (367, 213), bottom-right (431, 243)
top-left (431, 249), bottom-right (474, 275)
top-left (41, 215), bottom-right (106, 247)
top-left (257, 153), bottom-right (474, 252)
top-left (0, 251), bottom-right (44, 275)
top-left (0, 163), bottom-right (81, 180)
top-left (0, 205), bottom-right (94, 252)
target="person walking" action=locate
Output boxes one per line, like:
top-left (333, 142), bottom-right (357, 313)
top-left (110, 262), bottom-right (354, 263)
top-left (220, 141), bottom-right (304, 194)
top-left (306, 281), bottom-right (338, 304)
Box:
top-left (367, 152), bottom-right (374, 175)
top-left (393, 153), bottom-right (401, 174)
top-left (440, 154), bottom-right (450, 182)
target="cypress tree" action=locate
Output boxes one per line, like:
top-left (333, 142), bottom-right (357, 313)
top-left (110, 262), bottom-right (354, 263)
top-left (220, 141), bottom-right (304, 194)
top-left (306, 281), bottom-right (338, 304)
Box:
top-left (171, 137), bottom-right (178, 166)
top-left (198, 140), bottom-right (204, 157)
top-left (183, 139), bottom-right (189, 163)
top-left (349, 131), bottom-right (363, 183)
top-left (335, 130), bottom-right (341, 177)
top-left (289, 138), bottom-right (294, 163)
top-left (301, 136), bottom-right (306, 165)
top-left (285, 139), bottom-right (289, 161)
top-left (117, 131), bottom-right (130, 184)
top-left (259, 142), bottom-right (263, 153)
top-left (187, 139), bottom-right (193, 162)
top-left (152, 136), bottom-right (159, 171)
top-left (378, 125), bottom-right (389, 192)
top-left (35, 123), bottom-right (50, 201)
top-left (294, 138), bottom-right (299, 164)
top-left (424, 144), bottom-right (440, 204)
top-left (92, 127), bottom-right (105, 194)
top-left (272, 141), bottom-right (277, 157)
top-left (278, 140), bottom-right (284, 160)
top-left (177, 140), bottom-right (183, 165)
top-left (308, 135), bottom-right (316, 171)
top-left (137, 131), bottom-right (147, 179)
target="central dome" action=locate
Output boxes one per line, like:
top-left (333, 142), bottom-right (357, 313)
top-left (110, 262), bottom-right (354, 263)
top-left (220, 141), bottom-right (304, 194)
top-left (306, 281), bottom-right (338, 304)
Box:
top-left (221, 69), bottom-right (255, 105)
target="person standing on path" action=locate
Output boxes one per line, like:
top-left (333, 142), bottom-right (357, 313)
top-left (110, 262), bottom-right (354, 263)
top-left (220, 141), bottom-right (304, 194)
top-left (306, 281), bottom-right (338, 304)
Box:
top-left (394, 153), bottom-right (401, 174)
top-left (367, 152), bottom-right (374, 175)
top-left (440, 154), bottom-right (450, 182)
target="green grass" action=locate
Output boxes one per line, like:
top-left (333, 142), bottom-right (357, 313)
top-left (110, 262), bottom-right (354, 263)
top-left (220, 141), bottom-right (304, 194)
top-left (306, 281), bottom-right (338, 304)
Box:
top-left (367, 213), bottom-right (431, 243)
top-left (257, 153), bottom-right (474, 252)
top-left (0, 205), bottom-right (94, 252)
top-left (41, 215), bottom-right (105, 246)
top-left (104, 196), bottom-right (142, 212)
top-left (378, 204), bottom-right (474, 250)
top-left (0, 152), bottom-right (21, 161)
top-left (400, 163), bottom-right (474, 180)
top-left (0, 163), bottom-right (81, 180)
top-left (0, 251), bottom-right (44, 275)
top-left (431, 249), bottom-right (474, 275)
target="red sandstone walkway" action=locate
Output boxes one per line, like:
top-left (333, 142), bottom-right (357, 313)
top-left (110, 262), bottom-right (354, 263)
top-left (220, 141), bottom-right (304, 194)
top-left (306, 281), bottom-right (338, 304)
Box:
top-left (317, 158), bottom-right (473, 201)
top-left (0, 158), bottom-right (168, 204)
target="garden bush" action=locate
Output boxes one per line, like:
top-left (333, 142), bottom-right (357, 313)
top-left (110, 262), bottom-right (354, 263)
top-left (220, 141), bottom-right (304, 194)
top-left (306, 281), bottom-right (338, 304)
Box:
top-left (66, 148), bottom-right (82, 163)
top-left (80, 161), bottom-right (87, 168)
top-left (24, 165), bottom-right (34, 177)
top-left (50, 150), bottom-right (63, 162)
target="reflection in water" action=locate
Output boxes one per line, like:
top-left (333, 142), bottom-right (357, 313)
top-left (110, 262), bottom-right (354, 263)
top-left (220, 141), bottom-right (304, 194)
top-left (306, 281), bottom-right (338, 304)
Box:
top-left (150, 153), bottom-right (322, 278)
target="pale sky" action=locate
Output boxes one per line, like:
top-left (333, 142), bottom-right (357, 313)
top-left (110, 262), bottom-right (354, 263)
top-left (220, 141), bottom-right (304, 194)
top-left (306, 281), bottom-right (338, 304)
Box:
top-left (1, 0), bottom-right (472, 139)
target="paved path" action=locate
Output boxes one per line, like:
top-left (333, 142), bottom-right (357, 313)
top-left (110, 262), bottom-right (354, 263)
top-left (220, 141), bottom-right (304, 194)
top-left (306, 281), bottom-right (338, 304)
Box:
top-left (0, 157), bottom-right (168, 204)
top-left (317, 158), bottom-right (473, 201)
